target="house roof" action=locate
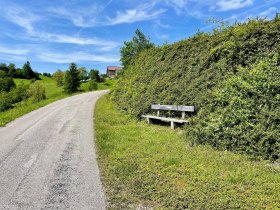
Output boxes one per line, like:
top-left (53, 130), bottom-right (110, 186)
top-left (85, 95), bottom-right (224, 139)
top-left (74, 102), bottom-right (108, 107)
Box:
top-left (107, 66), bottom-right (122, 71)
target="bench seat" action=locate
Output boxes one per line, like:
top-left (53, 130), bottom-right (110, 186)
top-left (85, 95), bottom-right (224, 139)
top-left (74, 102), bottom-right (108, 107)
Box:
top-left (141, 115), bottom-right (188, 123)
top-left (141, 104), bottom-right (194, 129)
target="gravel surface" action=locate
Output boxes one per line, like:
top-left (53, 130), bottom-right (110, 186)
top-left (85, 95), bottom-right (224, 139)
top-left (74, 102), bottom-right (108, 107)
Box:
top-left (0, 90), bottom-right (108, 210)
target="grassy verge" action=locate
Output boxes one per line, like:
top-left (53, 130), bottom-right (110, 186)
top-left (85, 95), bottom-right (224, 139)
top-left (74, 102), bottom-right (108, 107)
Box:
top-left (95, 95), bottom-right (280, 209)
top-left (0, 76), bottom-right (115, 126)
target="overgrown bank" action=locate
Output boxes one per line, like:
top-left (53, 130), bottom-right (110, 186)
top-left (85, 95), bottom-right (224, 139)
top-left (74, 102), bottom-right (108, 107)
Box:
top-left (112, 19), bottom-right (280, 160)
top-left (95, 95), bottom-right (280, 209)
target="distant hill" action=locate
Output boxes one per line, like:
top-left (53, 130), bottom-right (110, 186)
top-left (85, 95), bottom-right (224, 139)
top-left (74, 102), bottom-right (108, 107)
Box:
top-left (112, 19), bottom-right (280, 160)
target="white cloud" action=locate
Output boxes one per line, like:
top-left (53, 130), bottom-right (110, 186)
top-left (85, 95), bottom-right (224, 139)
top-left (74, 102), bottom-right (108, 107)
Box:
top-left (37, 52), bottom-right (119, 64)
top-left (0, 46), bottom-right (29, 55)
top-left (165, 0), bottom-right (188, 14)
top-left (107, 8), bottom-right (166, 25)
top-left (47, 6), bottom-right (99, 27)
top-left (36, 33), bottom-right (119, 50)
top-left (2, 6), bottom-right (39, 33)
top-left (48, 2), bottom-right (166, 27)
top-left (259, 7), bottom-right (279, 19)
top-left (216, 0), bottom-right (254, 11)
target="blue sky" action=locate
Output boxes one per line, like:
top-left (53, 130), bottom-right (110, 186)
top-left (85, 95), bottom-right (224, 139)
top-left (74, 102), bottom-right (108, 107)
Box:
top-left (0, 0), bottom-right (279, 74)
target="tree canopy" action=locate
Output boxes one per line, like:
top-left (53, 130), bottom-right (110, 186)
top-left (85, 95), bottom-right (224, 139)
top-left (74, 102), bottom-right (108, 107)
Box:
top-left (64, 63), bottom-right (80, 93)
top-left (120, 29), bottom-right (154, 69)
top-left (89, 69), bottom-right (101, 82)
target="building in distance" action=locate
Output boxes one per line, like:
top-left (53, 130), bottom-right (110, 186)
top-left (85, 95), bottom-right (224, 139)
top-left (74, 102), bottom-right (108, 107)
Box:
top-left (107, 66), bottom-right (122, 78)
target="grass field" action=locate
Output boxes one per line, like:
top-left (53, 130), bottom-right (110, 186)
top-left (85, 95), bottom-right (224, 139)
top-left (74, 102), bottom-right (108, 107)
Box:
top-left (95, 95), bottom-right (280, 209)
top-left (0, 76), bottom-right (115, 126)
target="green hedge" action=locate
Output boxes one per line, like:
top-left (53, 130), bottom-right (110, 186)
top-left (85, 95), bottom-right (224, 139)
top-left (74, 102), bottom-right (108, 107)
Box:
top-left (112, 19), bottom-right (280, 160)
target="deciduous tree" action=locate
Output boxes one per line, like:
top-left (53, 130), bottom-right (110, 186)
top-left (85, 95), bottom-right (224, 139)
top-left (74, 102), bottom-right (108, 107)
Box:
top-left (120, 29), bottom-right (154, 69)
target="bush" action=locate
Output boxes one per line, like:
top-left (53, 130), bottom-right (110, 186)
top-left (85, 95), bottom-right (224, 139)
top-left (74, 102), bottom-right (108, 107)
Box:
top-left (0, 76), bottom-right (16, 92)
top-left (188, 56), bottom-right (280, 160)
top-left (28, 81), bottom-right (46, 102)
top-left (0, 91), bottom-right (13, 112)
top-left (112, 19), bottom-right (280, 160)
top-left (88, 80), bottom-right (98, 91)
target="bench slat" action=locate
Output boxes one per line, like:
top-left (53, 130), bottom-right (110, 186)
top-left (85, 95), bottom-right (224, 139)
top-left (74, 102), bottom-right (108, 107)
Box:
top-left (141, 115), bottom-right (188, 123)
top-left (151, 104), bottom-right (194, 112)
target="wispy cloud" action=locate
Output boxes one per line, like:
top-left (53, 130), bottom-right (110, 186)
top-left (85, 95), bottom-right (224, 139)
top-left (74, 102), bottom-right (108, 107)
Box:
top-left (47, 6), bottom-right (100, 27)
top-left (2, 5), bottom-right (39, 33)
top-left (259, 7), bottom-right (279, 19)
top-left (107, 8), bottom-right (166, 25)
top-left (216, 0), bottom-right (254, 11)
top-left (48, 2), bottom-right (166, 27)
top-left (165, 0), bottom-right (188, 14)
top-left (0, 46), bottom-right (29, 55)
top-left (0, 46), bottom-right (28, 62)
top-left (36, 33), bottom-right (119, 50)
top-left (37, 51), bottom-right (119, 64)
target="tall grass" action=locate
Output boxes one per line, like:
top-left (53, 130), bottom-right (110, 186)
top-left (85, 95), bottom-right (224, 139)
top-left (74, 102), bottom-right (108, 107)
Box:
top-left (95, 95), bottom-right (280, 209)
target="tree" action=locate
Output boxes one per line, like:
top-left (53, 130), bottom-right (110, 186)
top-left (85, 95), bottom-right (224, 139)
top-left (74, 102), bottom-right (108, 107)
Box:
top-left (120, 29), bottom-right (154, 69)
top-left (8, 63), bottom-right (16, 77)
top-left (22, 61), bottom-right (38, 80)
top-left (64, 63), bottom-right (80, 93)
top-left (78, 67), bottom-right (88, 81)
top-left (89, 69), bottom-right (101, 82)
top-left (53, 69), bottom-right (65, 87)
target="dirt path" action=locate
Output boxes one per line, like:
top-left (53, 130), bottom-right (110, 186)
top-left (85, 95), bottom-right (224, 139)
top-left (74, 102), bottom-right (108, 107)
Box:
top-left (0, 90), bottom-right (108, 209)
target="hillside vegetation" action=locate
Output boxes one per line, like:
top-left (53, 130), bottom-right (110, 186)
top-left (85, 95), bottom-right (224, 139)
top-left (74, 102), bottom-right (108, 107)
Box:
top-left (0, 76), bottom-right (115, 126)
top-left (112, 19), bottom-right (280, 160)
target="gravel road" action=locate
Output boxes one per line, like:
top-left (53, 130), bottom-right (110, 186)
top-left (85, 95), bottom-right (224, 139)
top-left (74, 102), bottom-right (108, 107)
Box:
top-left (0, 90), bottom-right (108, 210)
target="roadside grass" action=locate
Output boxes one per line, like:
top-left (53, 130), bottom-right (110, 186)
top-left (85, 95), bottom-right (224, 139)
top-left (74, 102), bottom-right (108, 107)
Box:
top-left (95, 95), bottom-right (280, 209)
top-left (0, 76), bottom-right (115, 126)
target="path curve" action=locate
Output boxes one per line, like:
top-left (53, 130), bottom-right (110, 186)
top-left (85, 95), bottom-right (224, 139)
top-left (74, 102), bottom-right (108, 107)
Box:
top-left (0, 90), bottom-right (108, 209)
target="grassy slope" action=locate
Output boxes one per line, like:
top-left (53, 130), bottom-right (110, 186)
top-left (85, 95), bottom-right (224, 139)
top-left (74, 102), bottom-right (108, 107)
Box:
top-left (95, 95), bottom-right (280, 209)
top-left (0, 76), bottom-right (114, 126)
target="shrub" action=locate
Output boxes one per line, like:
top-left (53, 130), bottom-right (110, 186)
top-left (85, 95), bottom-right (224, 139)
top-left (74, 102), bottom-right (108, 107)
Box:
top-left (28, 81), bottom-right (46, 102)
top-left (88, 80), bottom-right (98, 91)
top-left (0, 77), bottom-right (16, 92)
top-left (188, 56), bottom-right (280, 160)
top-left (112, 19), bottom-right (280, 160)
top-left (0, 91), bottom-right (13, 112)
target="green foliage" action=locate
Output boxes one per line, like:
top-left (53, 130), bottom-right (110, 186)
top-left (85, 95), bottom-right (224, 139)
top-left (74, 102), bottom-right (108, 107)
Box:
top-left (78, 67), bottom-right (88, 81)
top-left (0, 82), bottom-right (29, 112)
top-left (112, 19), bottom-right (280, 160)
top-left (0, 76), bottom-right (16, 92)
top-left (89, 69), bottom-right (101, 82)
top-left (22, 61), bottom-right (39, 80)
top-left (53, 69), bottom-right (65, 87)
top-left (64, 63), bottom-right (80, 93)
top-left (188, 56), bottom-right (280, 160)
top-left (28, 81), bottom-right (46, 102)
top-left (95, 95), bottom-right (280, 209)
top-left (88, 80), bottom-right (98, 91)
top-left (120, 29), bottom-right (154, 69)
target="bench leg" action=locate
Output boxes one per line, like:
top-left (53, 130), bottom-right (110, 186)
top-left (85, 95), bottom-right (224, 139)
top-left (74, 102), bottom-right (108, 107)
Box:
top-left (171, 121), bottom-right (175, 130)
top-left (146, 118), bottom-right (150, 124)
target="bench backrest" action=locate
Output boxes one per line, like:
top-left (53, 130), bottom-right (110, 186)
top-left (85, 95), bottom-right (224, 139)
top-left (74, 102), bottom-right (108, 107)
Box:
top-left (151, 104), bottom-right (194, 112)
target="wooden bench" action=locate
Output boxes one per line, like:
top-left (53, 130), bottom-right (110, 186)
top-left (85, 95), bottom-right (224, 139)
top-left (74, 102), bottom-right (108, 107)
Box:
top-left (141, 104), bottom-right (195, 129)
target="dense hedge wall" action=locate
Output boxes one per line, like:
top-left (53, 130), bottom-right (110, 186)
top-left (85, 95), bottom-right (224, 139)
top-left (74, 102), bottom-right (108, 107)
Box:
top-left (112, 19), bottom-right (280, 160)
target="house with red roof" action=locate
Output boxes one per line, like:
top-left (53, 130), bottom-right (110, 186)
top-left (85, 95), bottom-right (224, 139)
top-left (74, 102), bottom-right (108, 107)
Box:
top-left (106, 66), bottom-right (122, 78)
